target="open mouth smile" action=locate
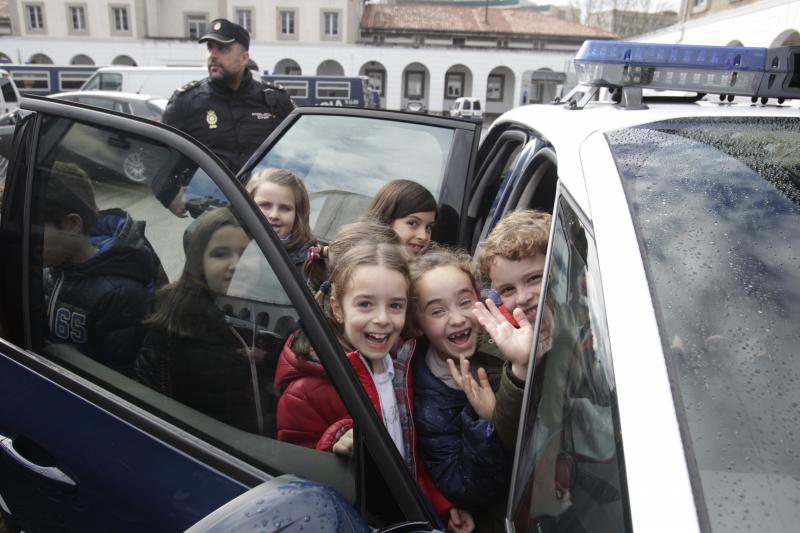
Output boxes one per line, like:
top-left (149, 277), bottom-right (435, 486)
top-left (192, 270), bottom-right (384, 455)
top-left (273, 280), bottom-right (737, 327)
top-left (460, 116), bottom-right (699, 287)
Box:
top-left (447, 328), bottom-right (473, 347)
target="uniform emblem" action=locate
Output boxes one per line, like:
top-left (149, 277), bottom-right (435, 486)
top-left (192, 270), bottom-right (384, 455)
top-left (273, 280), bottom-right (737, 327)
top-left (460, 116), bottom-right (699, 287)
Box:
top-left (206, 110), bottom-right (218, 129)
top-left (214, 22), bottom-right (222, 31)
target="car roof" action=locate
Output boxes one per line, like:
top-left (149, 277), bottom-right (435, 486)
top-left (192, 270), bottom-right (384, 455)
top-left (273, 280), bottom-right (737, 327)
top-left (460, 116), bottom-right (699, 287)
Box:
top-left (493, 98), bottom-right (800, 219)
top-left (51, 90), bottom-right (164, 101)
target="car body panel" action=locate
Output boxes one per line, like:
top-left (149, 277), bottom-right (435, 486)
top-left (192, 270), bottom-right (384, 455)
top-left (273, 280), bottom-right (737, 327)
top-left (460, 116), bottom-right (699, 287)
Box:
top-left (490, 100), bottom-right (800, 221)
top-left (579, 132), bottom-right (700, 533)
top-left (0, 337), bottom-right (249, 532)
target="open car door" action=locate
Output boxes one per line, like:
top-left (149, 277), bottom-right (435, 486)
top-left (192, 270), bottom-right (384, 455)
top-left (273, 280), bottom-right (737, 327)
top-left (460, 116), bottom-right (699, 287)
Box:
top-left (0, 97), bottom-right (438, 531)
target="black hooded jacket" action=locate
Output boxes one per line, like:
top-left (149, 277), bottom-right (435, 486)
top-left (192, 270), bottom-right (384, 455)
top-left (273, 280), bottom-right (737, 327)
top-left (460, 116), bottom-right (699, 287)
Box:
top-left (45, 209), bottom-right (156, 375)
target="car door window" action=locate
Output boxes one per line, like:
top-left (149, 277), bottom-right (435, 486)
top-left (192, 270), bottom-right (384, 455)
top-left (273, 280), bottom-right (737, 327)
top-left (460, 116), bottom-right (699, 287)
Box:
top-left (248, 114), bottom-right (456, 242)
top-left (509, 196), bottom-right (629, 532)
top-left (467, 130), bottom-right (528, 250)
top-left (27, 114), bottom-right (361, 501)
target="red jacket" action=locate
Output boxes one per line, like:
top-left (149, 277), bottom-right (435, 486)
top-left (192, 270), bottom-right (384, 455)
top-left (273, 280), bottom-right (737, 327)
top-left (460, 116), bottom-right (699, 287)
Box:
top-left (274, 332), bottom-right (453, 519)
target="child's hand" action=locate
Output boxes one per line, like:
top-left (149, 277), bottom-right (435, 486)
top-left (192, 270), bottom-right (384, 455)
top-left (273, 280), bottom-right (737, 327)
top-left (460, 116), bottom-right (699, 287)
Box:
top-left (332, 428), bottom-right (354, 456)
top-left (447, 356), bottom-right (496, 420)
top-left (447, 507), bottom-right (475, 533)
top-left (473, 299), bottom-right (534, 380)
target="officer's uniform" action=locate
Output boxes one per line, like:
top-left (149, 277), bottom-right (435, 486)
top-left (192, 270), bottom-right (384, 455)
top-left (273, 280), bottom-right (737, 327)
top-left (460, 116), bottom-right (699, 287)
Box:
top-left (160, 17), bottom-right (295, 174)
top-left (162, 70), bottom-right (294, 172)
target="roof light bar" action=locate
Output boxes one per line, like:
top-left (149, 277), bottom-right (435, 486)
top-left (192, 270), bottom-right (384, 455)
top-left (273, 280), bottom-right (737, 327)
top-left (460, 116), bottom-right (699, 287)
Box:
top-left (574, 41), bottom-right (800, 100)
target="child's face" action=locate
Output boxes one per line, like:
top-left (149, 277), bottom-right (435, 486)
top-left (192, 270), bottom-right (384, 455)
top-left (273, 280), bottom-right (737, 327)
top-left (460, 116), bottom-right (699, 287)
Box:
top-left (332, 265), bottom-right (408, 362)
top-left (489, 253), bottom-right (546, 324)
top-left (42, 215), bottom-right (86, 268)
top-left (203, 225), bottom-right (251, 295)
top-left (253, 182), bottom-right (297, 239)
top-left (390, 211), bottom-right (435, 256)
top-left (416, 265), bottom-right (480, 360)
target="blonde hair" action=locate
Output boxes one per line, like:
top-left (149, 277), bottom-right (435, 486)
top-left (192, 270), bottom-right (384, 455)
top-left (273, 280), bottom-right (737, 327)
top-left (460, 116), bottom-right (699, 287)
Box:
top-left (246, 167), bottom-right (313, 250)
top-left (477, 210), bottom-right (551, 276)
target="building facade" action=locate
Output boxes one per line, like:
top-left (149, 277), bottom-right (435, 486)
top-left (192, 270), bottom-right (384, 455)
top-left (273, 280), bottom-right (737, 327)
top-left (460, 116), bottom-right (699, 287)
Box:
top-left (636, 0), bottom-right (800, 48)
top-left (0, 0), bottom-right (614, 113)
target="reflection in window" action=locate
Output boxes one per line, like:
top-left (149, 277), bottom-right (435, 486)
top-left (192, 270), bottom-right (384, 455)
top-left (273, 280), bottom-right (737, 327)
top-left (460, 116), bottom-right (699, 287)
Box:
top-left (511, 197), bottom-right (627, 533)
top-left (252, 115), bottom-right (453, 242)
top-left (27, 114), bottom-right (360, 509)
top-left (608, 117), bottom-right (800, 532)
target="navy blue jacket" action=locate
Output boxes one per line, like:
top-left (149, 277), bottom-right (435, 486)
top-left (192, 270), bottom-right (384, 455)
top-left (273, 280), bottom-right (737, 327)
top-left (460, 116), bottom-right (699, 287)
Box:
top-left (412, 342), bottom-right (510, 509)
top-left (44, 209), bottom-right (156, 375)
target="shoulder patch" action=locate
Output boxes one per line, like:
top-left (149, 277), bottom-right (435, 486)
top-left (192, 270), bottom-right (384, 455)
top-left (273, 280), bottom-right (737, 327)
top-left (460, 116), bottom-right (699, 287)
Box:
top-left (176, 79), bottom-right (202, 95)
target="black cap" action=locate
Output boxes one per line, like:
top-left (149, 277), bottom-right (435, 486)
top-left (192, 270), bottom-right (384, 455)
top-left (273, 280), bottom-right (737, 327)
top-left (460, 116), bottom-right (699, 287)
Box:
top-left (199, 19), bottom-right (250, 51)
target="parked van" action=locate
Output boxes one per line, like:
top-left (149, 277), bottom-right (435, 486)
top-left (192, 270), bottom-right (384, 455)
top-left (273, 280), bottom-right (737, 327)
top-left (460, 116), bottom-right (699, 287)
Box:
top-left (81, 67), bottom-right (208, 99)
top-left (0, 69), bottom-right (21, 114)
top-left (448, 97), bottom-right (483, 121)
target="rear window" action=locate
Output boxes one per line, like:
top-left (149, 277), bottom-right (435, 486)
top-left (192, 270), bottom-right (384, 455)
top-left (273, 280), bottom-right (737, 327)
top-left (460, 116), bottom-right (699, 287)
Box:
top-left (462, 100), bottom-right (471, 110)
top-left (251, 114), bottom-right (454, 242)
top-left (473, 100), bottom-right (481, 111)
top-left (607, 116), bottom-right (800, 532)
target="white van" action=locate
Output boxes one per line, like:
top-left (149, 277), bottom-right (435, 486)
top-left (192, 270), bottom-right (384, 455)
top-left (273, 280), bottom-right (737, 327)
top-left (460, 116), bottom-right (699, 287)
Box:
top-left (448, 97), bottom-right (483, 121)
top-left (81, 67), bottom-right (208, 99)
top-left (0, 69), bottom-right (22, 114)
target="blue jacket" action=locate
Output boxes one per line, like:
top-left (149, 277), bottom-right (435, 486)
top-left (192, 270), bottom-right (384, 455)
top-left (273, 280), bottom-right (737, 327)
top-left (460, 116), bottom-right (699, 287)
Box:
top-left (45, 209), bottom-right (156, 375)
top-left (412, 342), bottom-right (510, 509)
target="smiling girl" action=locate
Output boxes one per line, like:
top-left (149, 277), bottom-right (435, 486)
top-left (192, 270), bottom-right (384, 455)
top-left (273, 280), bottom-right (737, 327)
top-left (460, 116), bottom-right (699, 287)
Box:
top-left (410, 245), bottom-right (538, 530)
top-left (366, 179), bottom-right (437, 257)
top-left (246, 168), bottom-right (317, 268)
top-left (275, 241), bottom-right (473, 531)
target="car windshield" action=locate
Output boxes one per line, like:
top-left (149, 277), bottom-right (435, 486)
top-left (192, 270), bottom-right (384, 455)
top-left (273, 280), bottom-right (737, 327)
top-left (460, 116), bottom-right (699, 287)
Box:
top-left (607, 116), bottom-right (800, 532)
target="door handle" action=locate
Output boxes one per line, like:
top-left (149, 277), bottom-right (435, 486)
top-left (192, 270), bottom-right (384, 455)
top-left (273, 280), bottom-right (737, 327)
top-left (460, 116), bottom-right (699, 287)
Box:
top-left (0, 434), bottom-right (77, 488)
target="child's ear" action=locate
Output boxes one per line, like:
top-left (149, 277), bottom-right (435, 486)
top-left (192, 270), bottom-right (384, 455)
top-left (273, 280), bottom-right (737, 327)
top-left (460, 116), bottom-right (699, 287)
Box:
top-left (330, 296), bottom-right (344, 324)
top-left (62, 213), bottom-right (85, 234)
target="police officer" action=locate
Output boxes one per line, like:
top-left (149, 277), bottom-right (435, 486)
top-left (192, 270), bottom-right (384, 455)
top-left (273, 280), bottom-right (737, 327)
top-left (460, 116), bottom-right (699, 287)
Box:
top-left (162, 18), bottom-right (294, 173)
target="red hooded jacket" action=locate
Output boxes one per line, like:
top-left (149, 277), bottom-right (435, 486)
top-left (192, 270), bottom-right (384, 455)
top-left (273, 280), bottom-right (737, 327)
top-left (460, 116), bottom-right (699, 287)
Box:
top-left (274, 332), bottom-right (453, 518)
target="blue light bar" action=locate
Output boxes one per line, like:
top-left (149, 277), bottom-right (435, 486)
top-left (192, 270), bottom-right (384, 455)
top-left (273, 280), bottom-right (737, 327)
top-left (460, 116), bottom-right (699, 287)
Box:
top-left (572, 40), bottom-right (800, 100)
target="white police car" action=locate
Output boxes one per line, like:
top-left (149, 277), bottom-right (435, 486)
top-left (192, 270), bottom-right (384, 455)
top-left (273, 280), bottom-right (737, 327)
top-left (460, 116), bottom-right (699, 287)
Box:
top-left (0, 41), bottom-right (797, 532)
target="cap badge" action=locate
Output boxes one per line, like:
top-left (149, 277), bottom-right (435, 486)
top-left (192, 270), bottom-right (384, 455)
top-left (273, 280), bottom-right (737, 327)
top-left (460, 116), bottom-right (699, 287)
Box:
top-left (214, 22), bottom-right (222, 31)
top-left (206, 110), bottom-right (218, 129)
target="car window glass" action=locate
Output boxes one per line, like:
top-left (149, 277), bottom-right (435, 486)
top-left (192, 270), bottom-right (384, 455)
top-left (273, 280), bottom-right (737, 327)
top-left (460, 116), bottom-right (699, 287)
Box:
top-left (99, 73), bottom-right (122, 91)
top-left (250, 114), bottom-right (454, 242)
top-left (78, 96), bottom-right (117, 111)
top-left (29, 115), bottom-right (359, 497)
top-left (510, 196), bottom-right (628, 532)
top-left (463, 100), bottom-right (471, 110)
top-left (1, 79), bottom-right (18, 103)
top-left (469, 136), bottom-right (526, 251)
top-left (607, 117), bottom-right (800, 531)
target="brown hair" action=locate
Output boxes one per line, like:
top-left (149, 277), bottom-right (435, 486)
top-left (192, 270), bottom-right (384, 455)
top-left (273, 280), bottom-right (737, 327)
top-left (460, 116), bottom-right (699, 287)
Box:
top-left (246, 167), bottom-right (313, 250)
top-left (409, 244), bottom-right (481, 334)
top-left (365, 179), bottom-right (437, 226)
top-left (477, 210), bottom-right (551, 276)
top-left (303, 218), bottom-right (400, 292)
top-left (294, 242), bottom-right (411, 356)
top-left (144, 208), bottom-right (243, 336)
top-left (43, 161), bottom-right (98, 233)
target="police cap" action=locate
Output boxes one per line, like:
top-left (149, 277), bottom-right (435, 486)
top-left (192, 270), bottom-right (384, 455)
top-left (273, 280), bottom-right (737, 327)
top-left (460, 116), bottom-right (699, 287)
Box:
top-left (199, 18), bottom-right (250, 51)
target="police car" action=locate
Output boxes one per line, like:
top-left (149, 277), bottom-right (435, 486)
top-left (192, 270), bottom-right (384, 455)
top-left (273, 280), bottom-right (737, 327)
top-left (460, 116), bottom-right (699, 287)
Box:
top-left (0, 41), bottom-right (797, 532)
